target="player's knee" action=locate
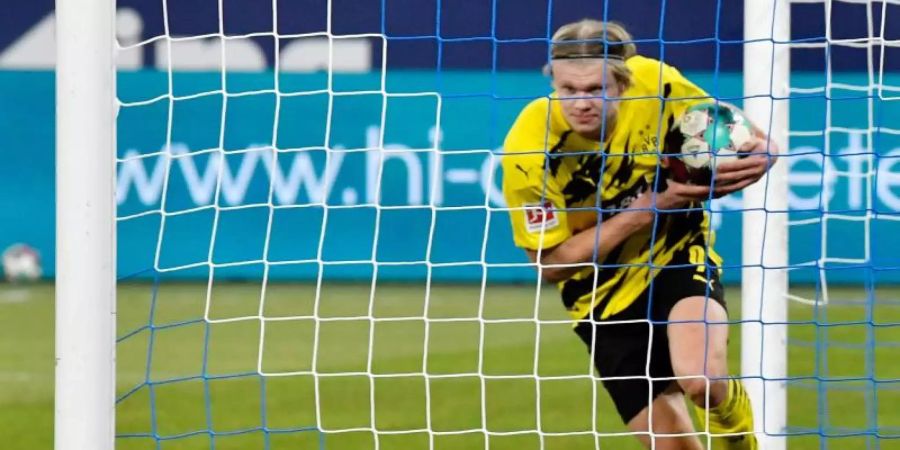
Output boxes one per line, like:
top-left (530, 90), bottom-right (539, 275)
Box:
top-left (678, 376), bottom-right (729, 408)
top-left (672, 358), bottom-right (726, 385)
top-left (628, 389), bottom-right (705, 450)
top-left (677, 376), bottom-right (712, 400)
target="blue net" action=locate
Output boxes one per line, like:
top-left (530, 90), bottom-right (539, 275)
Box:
top-left (112, 0), bottom-right (900, 449)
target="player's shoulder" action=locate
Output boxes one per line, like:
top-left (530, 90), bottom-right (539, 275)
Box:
top-left (501, 97), bottom-right (554, 189)
top-left (625, 55), bottom-right (690, 94)
top-left (499, 144), bottom-right (546, 188)
top-left (507, 97), bottom-right (551, 139)
top-left (504, 96), bottom-right (558, 154)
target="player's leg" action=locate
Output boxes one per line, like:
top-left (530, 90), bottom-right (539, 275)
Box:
top-left (667, 296), bottom-right (730, 407)
top-left (575, 317), bottom-right (703, 450)
top-left (625, 382), bottom-right (703, 450)
top-left (654, 241), bottom-right (756, 450)
top-left (668, 298), bottom-right (756, 450)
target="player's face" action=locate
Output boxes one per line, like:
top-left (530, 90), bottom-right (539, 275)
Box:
top-left (551, 60), bottom-right (622, 138)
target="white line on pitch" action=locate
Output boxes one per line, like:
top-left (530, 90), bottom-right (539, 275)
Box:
top-left (0, 288), bottom-right (33, 304)
top-left (0, 372), bottom-right (41, 382)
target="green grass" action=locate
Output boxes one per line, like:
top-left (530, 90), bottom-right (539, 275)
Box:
top-left (2, 281), bottom-right (900, 449)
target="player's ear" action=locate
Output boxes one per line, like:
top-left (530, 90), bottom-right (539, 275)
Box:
top-left (615, 74), bottom-right (628, 94)
top-left (542, 63), bottom-right (553, 78)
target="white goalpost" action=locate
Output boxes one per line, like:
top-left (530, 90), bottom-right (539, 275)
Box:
top-left (741, 0), bottom-right (790, 448)
top-left (54, 0), bottom-right (116, 450)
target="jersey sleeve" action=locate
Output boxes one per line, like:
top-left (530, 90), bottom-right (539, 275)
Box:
top-left (627, 56), bottom-right (711, 121)
top-left (502, 99), bottom-right (572, 251)
top-left (660, 62), bottom-right (711, 120)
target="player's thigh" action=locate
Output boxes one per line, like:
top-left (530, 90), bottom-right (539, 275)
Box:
top-left (626, 383), bottom-right (704, 450)
top-left (667, 296), bottom-right (730, 380)
top-left (575, 319), bottom-right (675, 423)
top-left (654, 241), bottom-right (730, 381)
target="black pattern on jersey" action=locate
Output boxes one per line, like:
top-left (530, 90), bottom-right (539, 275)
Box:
top-left (557, 132), bottom-right (643, 209)
top-left (608, 136), bottom-right (636, 188)
top-left (587, 263), bottom-right (635, 321)
top-left (561, 154), bottom-right (605, 207)
top-left (662, 206), bottom-right (706, 245)
top-left (547, 130), bottom-right (572, 176)
top-left (560, 245), bottom-right (624, 310)
top-left (663, 112), bottom-right (682, 156)
top-left (598, 176), bottom-right (649, 221)
top-left (662, 106), bottom-right (684, 167)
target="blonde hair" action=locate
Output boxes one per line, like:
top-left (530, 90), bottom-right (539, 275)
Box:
top-left (547, 19), bottom-right (636, 91)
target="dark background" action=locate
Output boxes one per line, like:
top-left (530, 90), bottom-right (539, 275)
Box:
top-left (4, 0), bottom-right (898, 71)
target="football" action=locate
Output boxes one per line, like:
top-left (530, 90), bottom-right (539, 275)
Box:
top-left (663, 102), bottom-right (753, 185)
top-left (2, 243), bottom-right (42, 282)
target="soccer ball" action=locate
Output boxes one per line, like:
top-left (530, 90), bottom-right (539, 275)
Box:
top-left (2, 244), bottom-right (42, 282)
top-left (663, 102), bottom-right (753, 185)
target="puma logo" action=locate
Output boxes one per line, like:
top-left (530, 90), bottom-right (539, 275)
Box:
top-left (515, 164), bottom-right (532, 178)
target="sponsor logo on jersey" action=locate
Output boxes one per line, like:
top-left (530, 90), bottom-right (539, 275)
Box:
top-left (524, 201), bottom-right (559, 232)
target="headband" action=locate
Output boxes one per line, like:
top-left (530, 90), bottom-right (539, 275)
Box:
top-left (551, 53), bottom-right (624, 61)
top-left (550, 39), bottom-right (627, 61)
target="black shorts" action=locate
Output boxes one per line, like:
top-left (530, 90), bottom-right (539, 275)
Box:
top-left (573, 241), bottom-right (727, 424)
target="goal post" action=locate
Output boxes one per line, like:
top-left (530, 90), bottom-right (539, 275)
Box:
top-left (54, 0), bottom-right (117, 449)
top-left (742, 0), bottom-right (790, 448)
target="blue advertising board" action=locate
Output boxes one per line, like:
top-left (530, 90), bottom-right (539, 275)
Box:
top-left (2, 69), bottom-right (899, 284)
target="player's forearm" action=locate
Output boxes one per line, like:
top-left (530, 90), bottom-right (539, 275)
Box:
top-left (537, 204), bottom-right (655, 282)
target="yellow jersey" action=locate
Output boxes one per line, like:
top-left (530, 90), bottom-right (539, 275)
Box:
top-left (502, 55), bottom-right (722, 321)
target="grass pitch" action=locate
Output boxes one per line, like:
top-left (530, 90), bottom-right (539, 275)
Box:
top-left (2, 281), bottom-right (899, 449)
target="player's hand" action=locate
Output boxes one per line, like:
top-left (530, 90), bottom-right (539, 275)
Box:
top-left (712, 136), bottom-right (779, 196)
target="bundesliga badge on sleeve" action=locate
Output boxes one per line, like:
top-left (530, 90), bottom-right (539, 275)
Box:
top-left (524, 202), bottom-right (559, 233)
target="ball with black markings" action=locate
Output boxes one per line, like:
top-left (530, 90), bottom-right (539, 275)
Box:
top-left (663, 103), bottom-right (753, 185)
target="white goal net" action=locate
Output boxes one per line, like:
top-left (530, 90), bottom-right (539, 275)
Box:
top-left (52, 1), bottom-right (900, 450)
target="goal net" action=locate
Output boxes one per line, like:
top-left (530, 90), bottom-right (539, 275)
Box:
top-left (53, 0), bottom-right (900, 449)
top-left (773, 0), bottom-right (900, 448)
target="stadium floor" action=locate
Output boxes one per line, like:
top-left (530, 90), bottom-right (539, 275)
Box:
top-left (2, 282), bottom-right (898, 449)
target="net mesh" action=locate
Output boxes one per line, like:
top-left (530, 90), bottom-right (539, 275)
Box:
top-left (111, 0), bottom-right (900, 449)
top-left (781, 0), bottom-right (900, 446)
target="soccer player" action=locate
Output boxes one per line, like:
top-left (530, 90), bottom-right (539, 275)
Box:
top-left (501, 19), bottom-right (776, 450)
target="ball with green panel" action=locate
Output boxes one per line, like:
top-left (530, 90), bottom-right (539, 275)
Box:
top-left (664, 102), bottom-right (753, 185)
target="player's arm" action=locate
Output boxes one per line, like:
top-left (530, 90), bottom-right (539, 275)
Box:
top-left (501, 153), bottom-right (669, 283)
top-left (525, 182), bottom-right (713, 283)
